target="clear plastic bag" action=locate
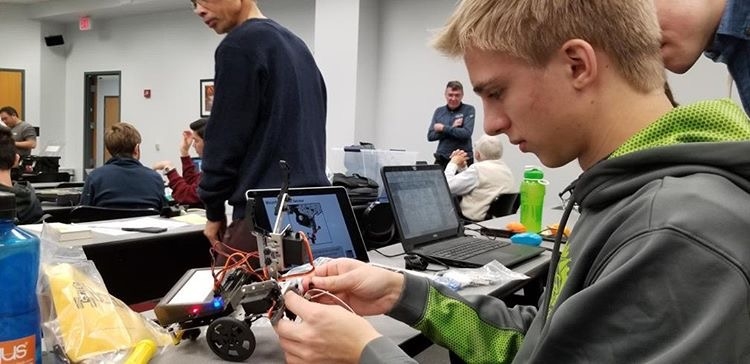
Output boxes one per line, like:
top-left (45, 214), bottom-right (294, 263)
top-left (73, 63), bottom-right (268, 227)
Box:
top-left (37, 231), bottom-right (174, 363)
top-left (435, 260), bottom-right (529, 290)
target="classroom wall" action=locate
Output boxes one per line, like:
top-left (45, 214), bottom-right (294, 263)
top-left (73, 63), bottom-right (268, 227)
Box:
top-left (314, 0), bottom-right (361, 156)
top-left (3, 0), bottom-right (743, 208)
top-left (39, 21), bottom-right (67, 157)
top-left (57, 0), bottom-right (315, 178)
top-left (353, 0), bottom-right (380, 144)
top-left (370, 0), bottom-right (743, 207)
top-left (372, 0), bottom-right (583, 206)
top-left (0, 5), bottom-right (42, 129)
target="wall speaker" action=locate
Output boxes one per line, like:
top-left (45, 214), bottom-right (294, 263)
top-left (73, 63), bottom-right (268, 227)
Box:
top-left (44, 35), bottom-right (65, 47)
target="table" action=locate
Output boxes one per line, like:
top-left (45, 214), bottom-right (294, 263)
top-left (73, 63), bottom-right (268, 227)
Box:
top-left (23, 216), bottom-right (211, 305)
top-left (34, 213), bottom-right (552, 363)
top-left (149, 242), bottom-right (551, 363)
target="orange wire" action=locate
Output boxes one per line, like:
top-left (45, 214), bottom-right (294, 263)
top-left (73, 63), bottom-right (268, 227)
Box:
top-left (210, 239), bottom-right (263, 289)
top-left (210, 230), bottom-right (317, 297)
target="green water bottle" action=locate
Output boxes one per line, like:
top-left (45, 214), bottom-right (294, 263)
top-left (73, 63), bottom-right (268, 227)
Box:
top-left (520, 166), bottom-right (547, 233)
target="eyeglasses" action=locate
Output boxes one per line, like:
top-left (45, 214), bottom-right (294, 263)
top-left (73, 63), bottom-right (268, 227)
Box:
top-left (189, 0), bottom-right (202, 9)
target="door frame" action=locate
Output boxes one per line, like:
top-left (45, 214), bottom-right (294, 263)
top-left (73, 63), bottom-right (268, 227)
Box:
top-left (103, 95), bottom-right (121, 162)
top-left (83, 71), bottom-right (121, 170)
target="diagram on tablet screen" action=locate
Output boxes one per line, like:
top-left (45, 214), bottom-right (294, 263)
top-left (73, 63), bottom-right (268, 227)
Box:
top-left (285, 203), bottom-right (332, 245)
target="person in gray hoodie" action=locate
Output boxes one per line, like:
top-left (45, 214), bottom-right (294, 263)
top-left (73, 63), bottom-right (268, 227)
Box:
top-left (0, 127), bottom-right (42, 224)
top-left (273, 1), bottom-right (750, 363)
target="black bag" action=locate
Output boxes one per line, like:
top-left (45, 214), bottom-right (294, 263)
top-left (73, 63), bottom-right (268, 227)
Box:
top-left (332, 173), bottom-right (379, 205)
top-left (21, 156), bottom-right (60, 174)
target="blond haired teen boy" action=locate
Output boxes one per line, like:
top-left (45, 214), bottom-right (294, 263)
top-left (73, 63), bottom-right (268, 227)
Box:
top-left (273, 1), bottom-right (750, 363)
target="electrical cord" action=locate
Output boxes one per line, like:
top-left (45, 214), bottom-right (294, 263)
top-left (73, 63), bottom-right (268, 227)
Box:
top-left (372, 248), bottom-right (405, 258)
top-left (412, 253), bottom-right (450, 273)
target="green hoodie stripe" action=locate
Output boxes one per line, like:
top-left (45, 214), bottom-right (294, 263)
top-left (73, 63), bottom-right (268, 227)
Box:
top-left (415, 286), bottom-right (525, 363)
top-left (611, 99), bottom-right (750, 158)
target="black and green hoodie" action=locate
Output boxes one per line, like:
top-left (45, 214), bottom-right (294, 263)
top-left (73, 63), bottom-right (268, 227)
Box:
top-left (0, 181), bottom-right (43, 225)
top-left (362, 99), bottom-right (750, 363)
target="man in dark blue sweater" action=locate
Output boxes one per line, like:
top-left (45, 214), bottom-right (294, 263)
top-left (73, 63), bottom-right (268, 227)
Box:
top-left (427, 81), bottom-right (476, 169)
top-left (192, 0), bottom-right (328, 260)
top-left (80, 123), bottom-right (165, 210)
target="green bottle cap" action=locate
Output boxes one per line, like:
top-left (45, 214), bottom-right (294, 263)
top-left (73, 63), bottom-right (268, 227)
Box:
top-left (524, 167), bottom-right (544, 180)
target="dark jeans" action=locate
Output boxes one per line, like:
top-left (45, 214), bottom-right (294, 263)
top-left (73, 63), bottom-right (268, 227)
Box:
top-left (215, 218), bottom-right (259, 267)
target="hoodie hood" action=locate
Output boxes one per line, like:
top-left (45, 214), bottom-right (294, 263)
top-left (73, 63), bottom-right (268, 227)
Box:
top-left (575, 141), bottom-right (750, 209)
top-left (573, 100), bottom-right (750, 209)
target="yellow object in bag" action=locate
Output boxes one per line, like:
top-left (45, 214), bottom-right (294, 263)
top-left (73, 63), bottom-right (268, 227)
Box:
top-left (43, 263), bottom-right (172, 362)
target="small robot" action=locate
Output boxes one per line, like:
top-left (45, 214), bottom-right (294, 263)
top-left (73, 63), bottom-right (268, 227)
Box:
top-left (154, 161), bottom-right (313, 362)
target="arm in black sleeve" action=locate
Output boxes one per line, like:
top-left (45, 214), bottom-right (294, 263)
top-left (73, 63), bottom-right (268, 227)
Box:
top-left (443, 105), bottom-right (475, 141)
top-left (427, 109), bottom-right (443, 141)
top-left (198, 43), bottom-right (265, 221)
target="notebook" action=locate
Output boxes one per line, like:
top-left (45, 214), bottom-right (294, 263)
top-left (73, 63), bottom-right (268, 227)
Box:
top-left (381, 164), bottom-right (544, 268)
top-left (245, 186), bottom-right (369, 262)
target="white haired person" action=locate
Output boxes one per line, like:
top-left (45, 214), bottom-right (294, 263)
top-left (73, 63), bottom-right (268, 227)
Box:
top-left (444, 134), bottom-right (514, 221)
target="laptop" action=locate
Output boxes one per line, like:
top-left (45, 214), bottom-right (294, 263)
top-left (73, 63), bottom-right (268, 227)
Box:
top-left (381, 164), bottom-right (544, 268)
top-left (191, 157), bottom-right (202, 172)
top-left (245, 186), bottom-right (369, 262)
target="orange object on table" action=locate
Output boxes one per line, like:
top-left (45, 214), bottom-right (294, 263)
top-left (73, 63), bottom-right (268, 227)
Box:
top-left (506, 221), bottom-right (527, 233)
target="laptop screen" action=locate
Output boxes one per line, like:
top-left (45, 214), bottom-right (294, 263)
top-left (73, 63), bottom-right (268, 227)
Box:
top-left (382, 166), bottom-right (460, 241)
top-left (246, 186), bottom-right (369, 262)
top-left (191, 157), bottom-right (202, 172)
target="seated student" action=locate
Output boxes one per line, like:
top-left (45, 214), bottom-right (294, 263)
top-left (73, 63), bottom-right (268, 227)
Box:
top-left (152, 118), bottom-right (206, 206)
top-left (444, 134), bottom-right (514, 221)
top-left (273, 1), bottom-right (750, 363)
top-left (0, 127), bottom-right (42, 224)
top-left (81, 123), bottom-right (165, 210)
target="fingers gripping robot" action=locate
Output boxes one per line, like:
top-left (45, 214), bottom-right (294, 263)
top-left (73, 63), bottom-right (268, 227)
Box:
top-left (155, 161), bottom-right (315, 362)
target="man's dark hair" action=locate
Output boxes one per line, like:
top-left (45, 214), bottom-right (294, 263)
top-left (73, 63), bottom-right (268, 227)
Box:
top-left (189, 118), bottom-right (208, 138)
top-left (0, 127), bottom-right (16, 170)
top-left (0, 106), bottom-right (19, 117)
top-left (446, 80), bottom-right (464, 92)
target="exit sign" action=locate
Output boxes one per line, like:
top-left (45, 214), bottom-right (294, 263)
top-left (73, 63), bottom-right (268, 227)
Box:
top-left (79, 16), bottom-right (91, 31)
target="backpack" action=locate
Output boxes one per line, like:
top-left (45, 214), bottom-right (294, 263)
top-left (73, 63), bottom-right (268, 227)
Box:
top-left (332, 173), bottom-right (379, 206)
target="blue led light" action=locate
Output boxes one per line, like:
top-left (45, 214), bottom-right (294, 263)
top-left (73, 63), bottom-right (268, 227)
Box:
top-left (213, 297), bottom-right (223, 309)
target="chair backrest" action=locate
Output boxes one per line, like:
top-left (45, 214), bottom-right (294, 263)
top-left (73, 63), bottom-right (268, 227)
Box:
top-left (68, 205), bottom-right (160, 223)
top-left (485, 192), bottom-right (521, 220)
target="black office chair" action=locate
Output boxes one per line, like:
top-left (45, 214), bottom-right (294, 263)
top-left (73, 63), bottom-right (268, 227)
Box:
top-left (484, 192), bottom-right (521, 220)
top-left (68, 205), bottom-right (160, 223)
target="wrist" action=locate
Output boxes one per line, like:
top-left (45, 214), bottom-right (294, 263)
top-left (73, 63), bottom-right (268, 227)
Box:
top-left (384, 272), bottom-right (406, 311)
top-left (163, 166), bottom-right (175, 174)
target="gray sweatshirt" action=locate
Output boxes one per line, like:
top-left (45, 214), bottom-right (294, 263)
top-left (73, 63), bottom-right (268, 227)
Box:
top-left (362, 100), bottom-right (750, 363)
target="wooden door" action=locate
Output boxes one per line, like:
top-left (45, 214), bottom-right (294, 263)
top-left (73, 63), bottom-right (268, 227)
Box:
top-left (103, 96), bottom-right (120, 161)
top-left (0, 69), bottom-right (24, 119)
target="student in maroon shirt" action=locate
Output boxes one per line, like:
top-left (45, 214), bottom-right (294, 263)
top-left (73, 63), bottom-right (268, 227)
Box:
top-left (152, 118), bottom-right (206, 207)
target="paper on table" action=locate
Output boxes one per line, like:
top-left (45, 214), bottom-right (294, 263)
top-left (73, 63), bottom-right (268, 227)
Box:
top-left (171, 214), bottom-right (207, 225)
top-left (20, 224), bottom-right (43, 234)
top-left (80, 217), bottom-right (189, 232)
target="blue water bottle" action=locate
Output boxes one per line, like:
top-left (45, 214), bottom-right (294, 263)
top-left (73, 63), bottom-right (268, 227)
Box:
top-left (519, 166), bottom-right (547, 233)
top-left (0, 192), bottom-right (41, 363)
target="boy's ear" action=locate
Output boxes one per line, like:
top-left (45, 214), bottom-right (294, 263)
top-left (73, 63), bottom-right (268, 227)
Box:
top-left (560, 39), bottom-right (597, 90)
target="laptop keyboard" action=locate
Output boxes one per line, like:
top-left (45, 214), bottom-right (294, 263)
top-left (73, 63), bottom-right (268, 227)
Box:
top-left (431, 237), bottom-right (510, 260)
